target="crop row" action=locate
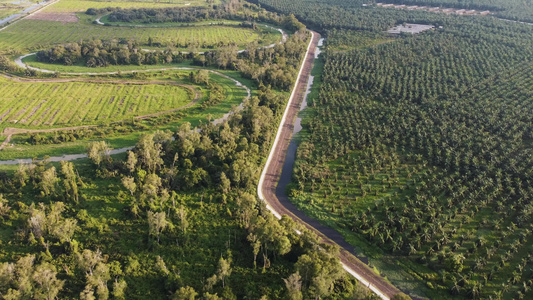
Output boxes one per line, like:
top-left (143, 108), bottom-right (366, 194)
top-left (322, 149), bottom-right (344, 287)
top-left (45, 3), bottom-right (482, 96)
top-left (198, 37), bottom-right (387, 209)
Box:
top-left (0, 18), bottom-right (274, 52)
top-left (0, 79), bottom-right (192, 127)
top-left (294, 31), bottom-right (533, 299)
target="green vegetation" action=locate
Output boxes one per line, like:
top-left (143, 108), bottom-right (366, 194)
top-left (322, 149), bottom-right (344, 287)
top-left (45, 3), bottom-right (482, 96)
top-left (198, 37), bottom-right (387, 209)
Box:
top-left (0, 101), bottom-right (364, 297)
top-left (0, 7), bottom-right (18, 20)
top-left (0, 69), bottom-right (250, 160)
top-left (0, 0), bottom-right (289, 54)
top-left (379, 0), bottom-right (533, 23)
top-left (0, 17), bottom-right (277, 53)
top-left (22, 54), bottom-right (195, 73)
top-left (253, 0), bottom-right (533, 299)
top-left (0, 7), bottom-right (372, 296)
top-left (0, 76), bottom-right (194, 127)
top-left (97, 5), bottom-right (238, 23)
top-left (8, 0), bottom-right (533, 298)
top-left (324, 29), bottom-right (394, 52)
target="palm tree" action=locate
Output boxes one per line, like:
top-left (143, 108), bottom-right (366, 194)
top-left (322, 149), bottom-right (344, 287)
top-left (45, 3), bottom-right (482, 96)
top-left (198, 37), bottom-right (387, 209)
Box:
top-left (450, 279), bottom-right (461, 295)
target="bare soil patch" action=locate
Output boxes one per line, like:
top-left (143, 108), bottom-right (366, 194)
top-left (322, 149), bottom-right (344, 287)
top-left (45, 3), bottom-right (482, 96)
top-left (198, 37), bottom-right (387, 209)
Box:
top-left (387, 23), bottom-right (435, 34)
top-left (27, 12), bottom-right (78, 23)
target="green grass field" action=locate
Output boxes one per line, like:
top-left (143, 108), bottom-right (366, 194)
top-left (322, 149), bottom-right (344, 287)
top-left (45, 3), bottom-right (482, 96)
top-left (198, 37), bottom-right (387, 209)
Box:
top-left (0, 76), bottom-right (194, 127)
top-left (0, 17), bottom-right (278, 53)
top-left (0, 0), bottom-right (280, 53)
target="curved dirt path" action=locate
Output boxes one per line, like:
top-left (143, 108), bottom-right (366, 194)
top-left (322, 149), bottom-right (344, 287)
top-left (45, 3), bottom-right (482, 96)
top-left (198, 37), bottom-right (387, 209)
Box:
top-left (257, 31), bottom-right (402, 300)
top-left (10, 61), bottom-right (250, 99)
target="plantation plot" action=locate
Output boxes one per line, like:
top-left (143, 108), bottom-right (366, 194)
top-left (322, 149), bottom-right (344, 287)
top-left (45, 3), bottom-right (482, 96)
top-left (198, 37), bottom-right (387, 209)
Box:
top-left (0, 18), bottom-right (279, 52)
top-left (290, 26), bottom-right (533, 298)
top-left (26, 12), bottom-right (79, 23)
top-left (0, 77), bottom-right (195, 127)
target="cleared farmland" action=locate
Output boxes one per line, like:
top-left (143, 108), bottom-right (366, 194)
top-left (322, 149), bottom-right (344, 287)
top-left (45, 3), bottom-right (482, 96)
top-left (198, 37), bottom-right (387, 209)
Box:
top-left (42, 0), bottom-right (218, 13)
top-left (0, 76), bottom-right (194, 127)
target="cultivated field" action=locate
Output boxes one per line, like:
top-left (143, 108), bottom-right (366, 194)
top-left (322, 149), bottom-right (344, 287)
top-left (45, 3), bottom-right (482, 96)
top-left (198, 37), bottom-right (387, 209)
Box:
top-left (0, 0), bottom-right (280, 53)
top-left (0, 68), bottom-right (252, 159)
top-left (41, 0), bottom-right (218, 13)
top-left (0, 76), bottom-right (194, 127)
top-left (26, 12), bottom-right (79, 23)
top-left (0, 17), bottom-right (278, 52)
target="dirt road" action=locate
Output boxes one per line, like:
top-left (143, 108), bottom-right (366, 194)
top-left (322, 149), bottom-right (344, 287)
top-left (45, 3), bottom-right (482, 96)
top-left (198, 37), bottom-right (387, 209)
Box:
top-left (258, 31), bottom-right (403, 300)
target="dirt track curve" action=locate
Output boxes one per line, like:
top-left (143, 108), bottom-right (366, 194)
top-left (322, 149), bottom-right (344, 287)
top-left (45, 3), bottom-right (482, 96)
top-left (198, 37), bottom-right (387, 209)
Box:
top-left (258, 31), bottom-right (403, 300)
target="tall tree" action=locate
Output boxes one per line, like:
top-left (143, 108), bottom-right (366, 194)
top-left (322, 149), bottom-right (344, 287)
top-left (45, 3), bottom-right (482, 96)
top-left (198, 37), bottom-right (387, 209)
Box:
top-left (284, 272), bottom-right (303, 300)
top-left (216, 257), bottom-right (232, 288)
top-left (135, 134), bottom-right (164, 173)
top-left (173, 286), bottom-right (197, 300)
top-left (60, 161), bottom-right (79, 203)
top-left (40, 167), bottom-right (58, 196)
top-left (147, 211), bottom-right (168, 243)
top-left (32, 262), bottom-right (65, 300)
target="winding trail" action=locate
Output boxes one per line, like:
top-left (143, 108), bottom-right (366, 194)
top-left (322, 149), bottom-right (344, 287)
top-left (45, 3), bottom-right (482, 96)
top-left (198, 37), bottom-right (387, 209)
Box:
top-left (257, 31), bottom-right (402, 300)
top-left (5, 12), bottom-right (273, 161)
top-left (10, 62), bottom-right (250, 99)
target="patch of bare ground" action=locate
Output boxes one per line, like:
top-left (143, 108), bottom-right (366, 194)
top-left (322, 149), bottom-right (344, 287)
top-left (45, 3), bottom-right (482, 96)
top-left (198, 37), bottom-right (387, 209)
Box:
top-left (26, 12), bottom-right (78, 23)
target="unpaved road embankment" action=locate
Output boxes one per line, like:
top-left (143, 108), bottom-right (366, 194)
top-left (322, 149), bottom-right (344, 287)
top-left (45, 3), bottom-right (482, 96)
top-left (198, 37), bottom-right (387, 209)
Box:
top-left (257, 30), bottom-right (402, 300)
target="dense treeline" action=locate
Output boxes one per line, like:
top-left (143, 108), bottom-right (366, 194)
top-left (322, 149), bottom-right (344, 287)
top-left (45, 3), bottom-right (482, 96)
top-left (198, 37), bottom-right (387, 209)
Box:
top-left (86, 0), bottom-right (245, 21)
top-left (379, 0), bottom-right (533, 23)
top-left (259, 0), bottom-right (533, 298)
top-left (107, 7), bottom-right (229, 23)
top-left (36, 26), bottom-right (307, 91)
top-left (249, 0), bottom-right (533, 31)
top-left (36, 39), bottom-right (182, 67)
top-left (103, 5), bottom-right (241, 24)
